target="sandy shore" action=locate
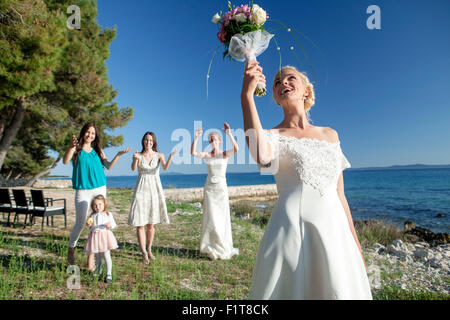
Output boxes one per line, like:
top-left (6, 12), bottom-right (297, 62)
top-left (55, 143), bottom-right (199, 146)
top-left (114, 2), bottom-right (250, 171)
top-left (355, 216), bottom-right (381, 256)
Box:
top-left (30, 179), bottom-right (279, 203)
top-left (6, 184), bottom-right (278, 223)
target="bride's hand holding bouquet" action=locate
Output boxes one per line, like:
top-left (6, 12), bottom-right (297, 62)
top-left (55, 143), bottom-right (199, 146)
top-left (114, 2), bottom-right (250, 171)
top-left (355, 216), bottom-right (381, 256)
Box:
top-left (241, 60), bottom-right (266, 99)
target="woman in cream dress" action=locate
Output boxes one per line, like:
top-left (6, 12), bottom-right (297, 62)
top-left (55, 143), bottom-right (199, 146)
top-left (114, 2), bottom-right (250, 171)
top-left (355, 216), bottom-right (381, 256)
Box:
top-left (128, 132), bottom-right (176, 264)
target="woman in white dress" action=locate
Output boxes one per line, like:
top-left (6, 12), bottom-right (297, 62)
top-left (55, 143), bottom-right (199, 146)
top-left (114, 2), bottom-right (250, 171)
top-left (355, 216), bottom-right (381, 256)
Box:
top-left (190, 123), bottom-right (239, 260)
top-left (128, 132), bottom-right (176, 264)
top-left (241, 61), bottom-right (372, 300)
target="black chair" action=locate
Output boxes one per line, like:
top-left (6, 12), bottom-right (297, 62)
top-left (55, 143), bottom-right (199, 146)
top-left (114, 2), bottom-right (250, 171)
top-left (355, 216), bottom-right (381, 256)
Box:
top-left (30, 189), bottom-right (66, 231)
top-left (12, 189), bottom-right (33, 227)
top-left (0, 188), bottom-right (16, 225)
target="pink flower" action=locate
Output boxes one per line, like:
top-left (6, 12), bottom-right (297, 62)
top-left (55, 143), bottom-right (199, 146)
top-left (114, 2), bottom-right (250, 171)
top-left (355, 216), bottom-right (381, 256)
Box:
top-left (217, 30), bottom-right (228, 43)
top-left (222, 11), bottom-right (232, 26)
top-left (240, 4), bottom-right (250, 15)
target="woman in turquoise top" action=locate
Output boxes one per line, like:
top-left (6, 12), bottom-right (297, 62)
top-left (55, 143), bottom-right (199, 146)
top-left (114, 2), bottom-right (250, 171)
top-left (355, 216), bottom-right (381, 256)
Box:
top-left (63, 122), bottom-right (130, 265)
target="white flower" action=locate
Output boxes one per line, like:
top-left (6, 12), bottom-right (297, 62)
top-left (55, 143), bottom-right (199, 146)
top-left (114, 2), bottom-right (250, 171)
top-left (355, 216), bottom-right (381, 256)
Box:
top-left (211, 13), bottom-right (221, 24)
top-left (251, 4), bottom-right (267, 26)
top-left (235, 13), bottom-right (247, 23)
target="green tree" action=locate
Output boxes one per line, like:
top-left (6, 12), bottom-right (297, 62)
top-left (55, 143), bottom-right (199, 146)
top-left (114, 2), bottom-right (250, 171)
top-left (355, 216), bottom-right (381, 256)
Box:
top-left (0, 0), bottom-right (133, 184)
top-left (2, 112), bottom-right (54, 180)
top-left (0, 0), bottom-right (67, 170)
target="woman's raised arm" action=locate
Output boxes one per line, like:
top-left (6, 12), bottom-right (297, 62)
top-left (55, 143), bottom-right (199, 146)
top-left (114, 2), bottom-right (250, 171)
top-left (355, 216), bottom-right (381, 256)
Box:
top-left (63, 135), bottom-right (78, 164)
top-left (222, 122), bottom-right (239, 158)
top-left (191, 128), bottom-right (208, 159)
top-left (240, 61), bottom-right (272, 165)
top-left (160, 149), bottom-right (177, 170)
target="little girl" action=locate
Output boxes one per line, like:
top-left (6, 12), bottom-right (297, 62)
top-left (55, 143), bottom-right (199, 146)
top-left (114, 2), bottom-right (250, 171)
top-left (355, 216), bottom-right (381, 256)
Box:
top-left (84, 195), bottom-right (118, 283)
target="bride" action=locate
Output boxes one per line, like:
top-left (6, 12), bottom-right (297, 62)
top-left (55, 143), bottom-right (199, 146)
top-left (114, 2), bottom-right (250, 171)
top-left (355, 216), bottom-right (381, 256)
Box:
top-left (190, 123), bottom-right (239, 260)
top-left (241, 61), bottom-right (373, 300)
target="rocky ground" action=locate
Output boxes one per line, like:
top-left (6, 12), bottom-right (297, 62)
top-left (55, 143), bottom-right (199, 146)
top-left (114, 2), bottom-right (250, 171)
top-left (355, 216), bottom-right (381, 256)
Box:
top-left (365, 239), bottom-right (449, 294)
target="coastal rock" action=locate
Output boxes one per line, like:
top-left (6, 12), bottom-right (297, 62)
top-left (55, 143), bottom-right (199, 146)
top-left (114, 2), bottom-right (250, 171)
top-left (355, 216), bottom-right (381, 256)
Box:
top-left (372, 243), bottom-right (386, 254)
top-left (33, 179), bottom-right (72, 189)
top-left (391, 239), bottom-right (407, 249)
top-left (404, 226), bottom-right (449, 245)
top-left (367, 241), bottom-right (450, 295)
top-left (414, 241), bottom-right (430, 249)
top-left (172, 209), bottom-right (199, 216)
top-left (435, 233), bottom-right (450, 243)
top-left (413, 248), bottom-right (432, 261)
top-left (433, 252), bottom-right (443, 260)
top-left (425, 257), bottom-right (444, 269)
top-left (405, 243), bottom-right (416, 252)
top-left (387, 239), bottom-right (411, 262)
top-left (404, 221), bottom-right (415, 231)
top-left (164, 184), bottom-right (278, 202)
top-left (234, 212), bottom-right (251, 220)
top-left (192, 202), bottom-right (202, 208)
top-left (403, 233), bottom-right (420, 242)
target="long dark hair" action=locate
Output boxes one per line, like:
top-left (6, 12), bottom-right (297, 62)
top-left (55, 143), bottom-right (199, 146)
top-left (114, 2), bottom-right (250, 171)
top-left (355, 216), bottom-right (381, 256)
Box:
top-left (73, 122), bottom-right (103, 165)
top-left (141, 132), bottom-right (158, 153)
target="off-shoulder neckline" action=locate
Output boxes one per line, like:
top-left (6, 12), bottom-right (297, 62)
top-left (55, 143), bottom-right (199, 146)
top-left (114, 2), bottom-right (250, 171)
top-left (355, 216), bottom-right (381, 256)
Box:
top-left (265, 129), bottom-right (341, 145)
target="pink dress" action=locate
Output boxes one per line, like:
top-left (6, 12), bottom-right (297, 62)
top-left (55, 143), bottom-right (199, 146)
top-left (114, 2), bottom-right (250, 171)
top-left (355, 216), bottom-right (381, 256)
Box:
top-left (84, 211), bottom-right (118, 254)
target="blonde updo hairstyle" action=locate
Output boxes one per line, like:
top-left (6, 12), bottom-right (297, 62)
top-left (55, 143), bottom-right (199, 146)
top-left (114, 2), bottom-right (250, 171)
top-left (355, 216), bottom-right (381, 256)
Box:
top-left (207, 131), bottom-right (222, 144)
top-left (274, 66), bottom-right (316, 119)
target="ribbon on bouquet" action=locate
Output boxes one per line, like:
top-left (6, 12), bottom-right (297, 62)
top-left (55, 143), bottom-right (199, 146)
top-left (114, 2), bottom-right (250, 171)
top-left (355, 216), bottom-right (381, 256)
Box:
top-left (228, 29), bottom-right (274, 96)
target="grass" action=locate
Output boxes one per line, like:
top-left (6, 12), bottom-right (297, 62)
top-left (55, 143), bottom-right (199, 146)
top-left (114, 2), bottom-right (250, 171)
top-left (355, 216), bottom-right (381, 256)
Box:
top-left (0, 189), bottom-right (448, 300)
top-left (354, 219), bottom-right (408, 247)
top-left (372, 285), bottom-right (450, 300)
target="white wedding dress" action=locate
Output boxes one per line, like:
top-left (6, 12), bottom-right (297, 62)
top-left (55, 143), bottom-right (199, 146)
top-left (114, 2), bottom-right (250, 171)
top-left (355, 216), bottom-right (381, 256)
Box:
top-left (250, 130), bottom-right (372, 300)
top-left (200, 157), bottom-right (239, 260)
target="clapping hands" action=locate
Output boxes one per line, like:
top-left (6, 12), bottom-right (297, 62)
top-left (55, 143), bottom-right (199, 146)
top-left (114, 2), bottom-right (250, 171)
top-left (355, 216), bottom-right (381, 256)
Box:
top-left (117, 147), bottom-right (131, 156)
top-left (70, 135), bottom-right (79, 149)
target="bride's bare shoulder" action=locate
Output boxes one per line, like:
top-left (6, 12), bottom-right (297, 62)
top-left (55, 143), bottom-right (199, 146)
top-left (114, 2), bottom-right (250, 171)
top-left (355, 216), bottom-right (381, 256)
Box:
top-left (319, 126), bottom-right (340, 142)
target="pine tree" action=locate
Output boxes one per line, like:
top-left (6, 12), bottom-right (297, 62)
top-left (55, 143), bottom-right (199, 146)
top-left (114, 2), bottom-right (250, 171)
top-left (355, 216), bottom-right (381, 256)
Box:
top-left (0, 0), bottom-right (133, 184)
top-left (0, 0), bottom-right (67, 170)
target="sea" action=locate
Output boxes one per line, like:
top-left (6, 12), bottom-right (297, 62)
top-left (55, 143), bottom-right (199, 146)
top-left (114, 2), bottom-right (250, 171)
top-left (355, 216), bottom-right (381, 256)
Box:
top-left (48, 168), bottom-right (450, 234)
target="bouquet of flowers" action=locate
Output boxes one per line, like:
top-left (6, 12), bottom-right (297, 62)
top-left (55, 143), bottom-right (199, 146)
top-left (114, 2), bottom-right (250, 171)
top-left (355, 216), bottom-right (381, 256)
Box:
top-left (212, 2), bottom-right (274, 96)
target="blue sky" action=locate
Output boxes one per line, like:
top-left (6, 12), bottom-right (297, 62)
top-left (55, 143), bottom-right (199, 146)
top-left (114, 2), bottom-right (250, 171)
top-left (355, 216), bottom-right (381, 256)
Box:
top-left (51, 0), bottom-right (450, 176)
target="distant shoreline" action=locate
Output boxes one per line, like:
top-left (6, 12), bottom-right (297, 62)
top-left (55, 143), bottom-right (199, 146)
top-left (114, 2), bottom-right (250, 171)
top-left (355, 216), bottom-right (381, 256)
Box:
top-left (45, 165), bottom-right (450, 179)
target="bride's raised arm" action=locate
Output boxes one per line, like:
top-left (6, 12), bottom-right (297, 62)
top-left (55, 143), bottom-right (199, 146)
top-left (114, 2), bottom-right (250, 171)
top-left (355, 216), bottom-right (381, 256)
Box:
top-left (240, 60), bottom-right (272, 165)
top-left (190, 128), bottom-right (208, 159)
top-left (222, 122), bottom-right (239, 158)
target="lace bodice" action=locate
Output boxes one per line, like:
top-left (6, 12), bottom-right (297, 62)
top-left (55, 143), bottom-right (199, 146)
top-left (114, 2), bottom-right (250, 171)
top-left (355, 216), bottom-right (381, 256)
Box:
top-left (138, 153), bottom-right (160, 175)
top-left (261, 130), bottom-right (351, 196)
